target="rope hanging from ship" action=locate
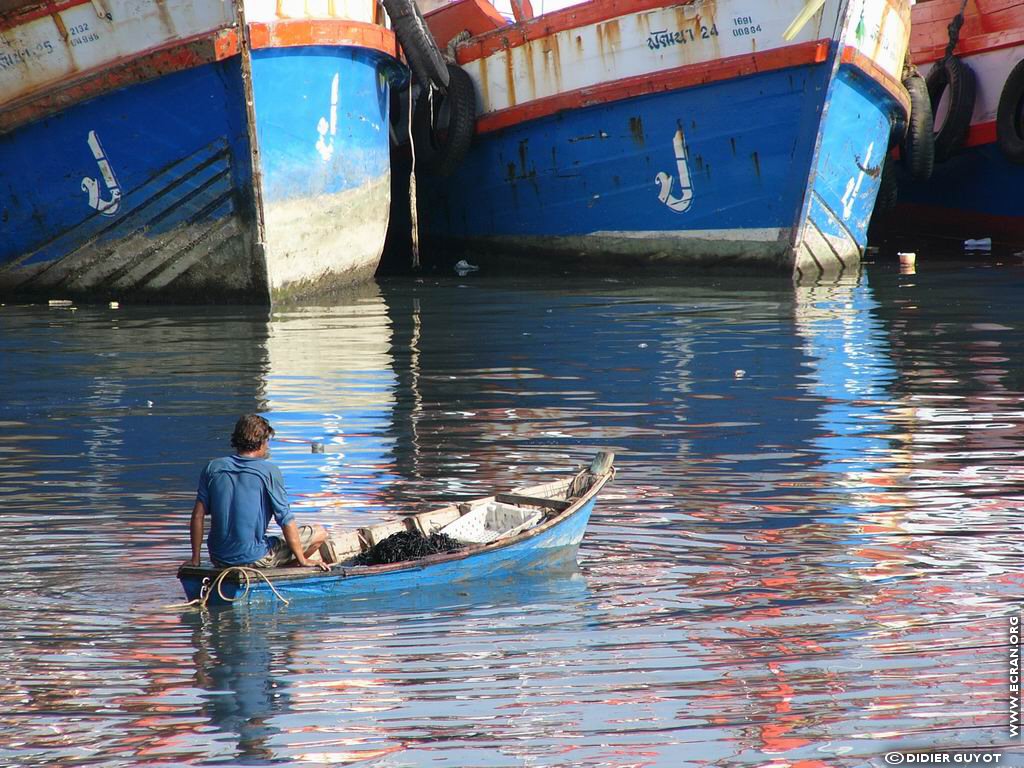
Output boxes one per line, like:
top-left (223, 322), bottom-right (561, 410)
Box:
top-left (942, 0), bottom-right (970, 65)
top-left (926, 0), bottom-right (976, 163)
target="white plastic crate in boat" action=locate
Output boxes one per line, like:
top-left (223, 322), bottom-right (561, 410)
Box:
top-left (441, 502), bottom-right (543, 544)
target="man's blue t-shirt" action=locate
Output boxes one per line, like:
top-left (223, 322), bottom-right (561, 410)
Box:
top-left (196, 455), bottom-right (295, 565)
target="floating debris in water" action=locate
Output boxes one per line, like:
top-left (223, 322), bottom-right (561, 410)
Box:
top-left (353, 530), bottom-right (464, 566)
top-left (310, 441), bottom-right (344, 454)
top-left (454, 259), bottom-right (479, 275)
top-left (898, 252), bottom-right (917, 275)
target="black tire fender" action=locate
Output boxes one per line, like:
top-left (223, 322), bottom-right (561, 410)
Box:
top-left (380, 0), bottom-right (450, 91)
top-left (926, 55), bottom-right (976, 162)
top-left (413, 63), bottom-right (477, 176)
top-left (997, 58), bottom-right (1024, 164)
top-left (901, 71), bottom-right (934, 180)
top-left (873, 156), bottom-right (899, 220)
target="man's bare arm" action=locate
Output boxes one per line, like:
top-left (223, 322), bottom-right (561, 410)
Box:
top-left (184, 500), bottom-right (206, 567)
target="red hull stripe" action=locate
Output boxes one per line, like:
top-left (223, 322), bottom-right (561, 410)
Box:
top-left (888, 201), bottom-right (1024, 244)
top-left (475, 39), bottom-right (831, 135)
top-left (966, 120), bottom-right (998, 148)
top-left (248, 19), bottom-right (397, 56)
top-left (839, 47), bottom-right (910, 116)
top-left (0, 28), bottom-right (239, 134)
top-left (915, 30), bottom-right (1024, 63)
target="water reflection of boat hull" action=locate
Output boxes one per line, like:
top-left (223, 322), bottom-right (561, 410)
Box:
top-left (178, 462), bottom-right (611, 607)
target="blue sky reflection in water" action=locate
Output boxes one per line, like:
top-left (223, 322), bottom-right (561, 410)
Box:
top-left (0, 265), bottom-right (1021, 767)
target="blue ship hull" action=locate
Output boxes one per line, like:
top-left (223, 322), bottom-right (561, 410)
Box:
top-left (179, 479), bottom-right (605, 608)
top-left (423, 48), bottom-right (902, 279)
top-left (0, 44), bottom-right (398, 303)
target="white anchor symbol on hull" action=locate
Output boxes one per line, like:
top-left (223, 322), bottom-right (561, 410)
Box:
top-left (655, 128), bottom-right (694, 213)
top-left (840, 141), bottom-right (875, 220)
top-left (316, 72), bottom-right (340, 161)
top-left (81, 130), bottom-right (121, 216)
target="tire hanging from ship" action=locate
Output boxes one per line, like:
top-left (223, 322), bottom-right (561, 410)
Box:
top-left (872, 156), bottom-right (899, 226)
top-left (901, 70), bottom-right (935, 180)
top-left (413, 62), bottom-right (477, 176)
top-left (380, 0), bottom-right (450, 91)
top-left (926, 55), bottom-right (976, 162)
top-left (996, 58), bottom-right (1024, 164)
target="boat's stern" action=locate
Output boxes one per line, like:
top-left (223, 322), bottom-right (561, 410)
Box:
top-left (178, 567), bottom-right (211, 604)
top-left (242, 4), bottom-right (407, 300)
top-left (177, 566), bottom-right (246, 607)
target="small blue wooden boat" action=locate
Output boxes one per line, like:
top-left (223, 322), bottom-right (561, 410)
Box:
top-left (177, 452), bottom-right (614, 608)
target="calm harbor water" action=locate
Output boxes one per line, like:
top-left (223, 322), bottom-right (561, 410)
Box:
top-left (1, 263), bottom-right (1023, 767)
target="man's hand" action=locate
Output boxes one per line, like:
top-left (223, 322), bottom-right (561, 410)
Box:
top-left (181, 557), bottom-right (200, 568)
top-left (294, 558), bottom-right (332, 572)
top-left (281, 520), bottom-right (332, 571)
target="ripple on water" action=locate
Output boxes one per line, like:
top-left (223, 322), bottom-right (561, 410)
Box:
top-left (1, 270), bottom-right (1023, 766)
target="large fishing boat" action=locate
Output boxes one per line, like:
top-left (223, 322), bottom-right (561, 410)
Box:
top-left (878, 0), bottom-right (1024, 248)
top-left (412, 0), bottom-right (912, 280)
top-left (0, 0), bottom-right (404, 303)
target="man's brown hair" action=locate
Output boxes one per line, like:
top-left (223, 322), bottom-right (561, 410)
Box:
top-left (231, 414), bottom-right (274, 453)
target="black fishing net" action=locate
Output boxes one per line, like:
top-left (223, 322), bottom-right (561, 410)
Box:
top-left (353, 530), bottom-right (464, 566)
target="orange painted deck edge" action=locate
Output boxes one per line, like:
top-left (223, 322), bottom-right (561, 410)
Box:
top-left (247, 19), bottom-right (397, 56)
top-left (0, 28), bottom-right (239, 133)
top-left (840, 47), bottom-right (911, 116)
top-left (424, 0), bottom-right (508, 50)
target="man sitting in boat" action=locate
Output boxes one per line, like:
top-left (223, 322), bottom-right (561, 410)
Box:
top-left (183, 414), bottom-right (332, 572)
